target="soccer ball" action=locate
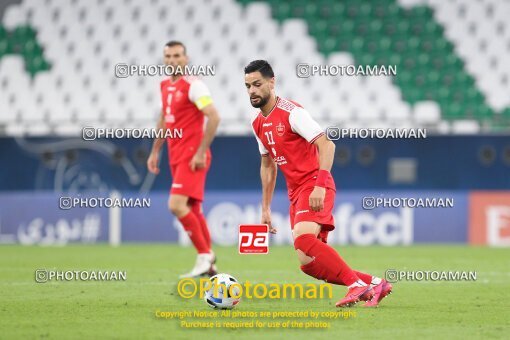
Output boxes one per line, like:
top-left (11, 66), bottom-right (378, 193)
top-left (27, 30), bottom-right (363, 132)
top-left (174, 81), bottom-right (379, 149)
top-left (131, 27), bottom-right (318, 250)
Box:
top-left (203, 273), bottom-right (241, 310)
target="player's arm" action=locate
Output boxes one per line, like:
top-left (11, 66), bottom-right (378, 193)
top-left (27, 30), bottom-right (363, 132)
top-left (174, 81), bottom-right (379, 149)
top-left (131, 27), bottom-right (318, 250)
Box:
top-left (253, 131), bottom-right (278, 233)
top-left (147, 108), bottom-right (165, 175)
top-left (314, 135), bottom-right (335, 172)
top-left (190, 104), bottom-right (220, 171)
top-left (188, 80), bottom-right (220, 171)
top-left (310, 135), bottom-right (335, 211)
top-left (261, 154), bottom-right (277, 234)
top-left (289, 107), bottom-right (333, 212)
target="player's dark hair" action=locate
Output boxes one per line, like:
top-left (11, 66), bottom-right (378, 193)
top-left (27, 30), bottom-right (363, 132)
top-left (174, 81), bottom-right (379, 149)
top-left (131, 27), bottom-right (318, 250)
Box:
top-left (165, 40), bottom-right (186, 55)
top-left (244, 60), bottom-right (274, 78)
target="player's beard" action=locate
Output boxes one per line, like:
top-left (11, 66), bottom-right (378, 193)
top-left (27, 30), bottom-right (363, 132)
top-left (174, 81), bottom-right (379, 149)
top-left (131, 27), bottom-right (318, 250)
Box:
top-left (250, 94), bottom-right (269, 108)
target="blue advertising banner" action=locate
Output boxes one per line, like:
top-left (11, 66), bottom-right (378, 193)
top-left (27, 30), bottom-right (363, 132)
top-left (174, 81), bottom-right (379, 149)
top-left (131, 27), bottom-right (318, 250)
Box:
top-left (0, 191), bottom-right (468, 245)
top-left (197, 191), bottom-right (468, 246)
top-left (0, 193), bottom-right (109, 245)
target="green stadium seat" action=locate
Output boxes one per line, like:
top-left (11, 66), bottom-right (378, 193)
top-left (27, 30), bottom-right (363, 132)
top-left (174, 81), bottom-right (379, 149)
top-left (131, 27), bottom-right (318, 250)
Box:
top-left (272, 3), bottom-right (291, 22)
top-left (0, 40), bottom-right (9, 56)
top-left (26, 56), bottom-right (51, 76)
top-left (426, 70), bottom-right (440, 84)
top-left (401, 87), bottom-right (422, 104)
top-left (358, 3), bottom-right (373, 18)
top-left (424, 21), bottom-right (443, 37)
top-left (388, 54), bottom-right (401, 65)
top-left (382, 21), bottom-right (398, 36)
top-left (11, 25), bottom-right (36, 41)
top-left (403, 6), bottom-right (433, 20)
top-left (22, 39), bottom-right (43, 58)
top-left (345, 3), bottom-right (360, 18)
top-left (374, 3), bottom-right (400, 18)
top-left (320, 37), bottom-right (339, 56)
top-left (318, 2), bottom-right (345, 19)
top-left (309, 20), bottom-right (327, 36)
top-left (303, 3), bottom-right (318, 19)
top-left (403, 55), bottom-right (417, 69)
top-left (0, 26), bottom-right (7, 40)
top-left (329, 3), bottom-right (346, 16)
top-left (406, 37), bottom-right (420, 50)
top-left (375, 55), bottom-right (389, 66)
top-left (477, 105), bottom-right (493, 119)
top-left (501, 107), bottom-right (510, 120)
top-left (240, 0), bottom-right (497, 125)
top-left (444, 102), bottom-right (463, 119)
top-left (340, 20), bottom-right (355, 33)
top-left (327, 21), bottom-right (341, 35)
top-left (445, 51), bottom-right (460, 66)
top-left (350, 37), bottom-right (365, 54)
top-left (290, 5), bottom-right (306, 18)
top-left (396, 21), bottom-right (410, 34)
top-left (368, 20), bottom-right (383, 35)
top-left (436, 87), bottom-right (452, 106)
top-left (359, 53), bottom-right (375, 66)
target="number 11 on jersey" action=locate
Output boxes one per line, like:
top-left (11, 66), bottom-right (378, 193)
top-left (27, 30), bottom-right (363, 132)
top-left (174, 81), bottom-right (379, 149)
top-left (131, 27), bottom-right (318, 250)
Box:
top-left (264, 131), bottom-right (275, 145)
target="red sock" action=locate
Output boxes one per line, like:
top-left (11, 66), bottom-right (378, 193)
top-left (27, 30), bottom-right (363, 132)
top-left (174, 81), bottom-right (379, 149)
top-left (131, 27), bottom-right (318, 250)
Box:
top-left (190, 202), bottom-right (211, 249)
top-left (294, 234), bottom-right (359, 286)
top-left (301, 260), bottom-right (328, 281)
top-left (353, 271), bottom-right (372, 285)
top-left (178, 211), bottom-right (209, 254)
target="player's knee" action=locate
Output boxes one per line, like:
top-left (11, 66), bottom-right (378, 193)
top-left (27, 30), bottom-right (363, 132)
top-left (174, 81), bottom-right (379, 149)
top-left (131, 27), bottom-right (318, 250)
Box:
top-left (168, 197), bottom-right (188, 216)
top-left (292, 222), bottom-right (320, 240)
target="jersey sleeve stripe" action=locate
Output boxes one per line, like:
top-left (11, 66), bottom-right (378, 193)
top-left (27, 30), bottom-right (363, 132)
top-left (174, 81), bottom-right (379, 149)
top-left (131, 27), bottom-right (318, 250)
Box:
top-left (309, 132), bottom-right (325, 144)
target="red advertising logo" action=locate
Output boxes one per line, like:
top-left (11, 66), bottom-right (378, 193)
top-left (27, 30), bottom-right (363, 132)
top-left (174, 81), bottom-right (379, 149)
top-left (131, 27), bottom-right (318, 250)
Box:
top-left (469, 192), bottom-right (510, 246)
top-left (239, 224), bottom-right (269, 254)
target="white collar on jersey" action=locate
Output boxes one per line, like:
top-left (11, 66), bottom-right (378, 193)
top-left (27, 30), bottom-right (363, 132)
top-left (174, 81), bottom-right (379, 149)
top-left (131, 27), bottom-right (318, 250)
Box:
top-left (260, 96), bottom-right (280, 119)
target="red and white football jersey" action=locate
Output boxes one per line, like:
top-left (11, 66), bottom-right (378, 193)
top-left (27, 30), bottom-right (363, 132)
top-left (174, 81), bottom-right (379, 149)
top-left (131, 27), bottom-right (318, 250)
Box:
top-left (251, 97), bottom-right (335, 200)
top-left (160, 76), bottom-right (212, 165)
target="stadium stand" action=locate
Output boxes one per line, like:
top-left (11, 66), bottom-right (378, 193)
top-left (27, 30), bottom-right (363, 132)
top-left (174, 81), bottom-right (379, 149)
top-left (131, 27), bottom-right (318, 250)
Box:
top-left (0, 0), bottom-right (509, 135)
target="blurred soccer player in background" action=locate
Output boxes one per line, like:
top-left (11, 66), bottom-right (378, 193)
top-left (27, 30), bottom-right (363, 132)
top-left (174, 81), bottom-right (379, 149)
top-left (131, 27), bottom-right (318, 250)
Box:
top-left (245, 60), bottom-right (392, 307)
top-left (148, 41), bottom-right (220, 278)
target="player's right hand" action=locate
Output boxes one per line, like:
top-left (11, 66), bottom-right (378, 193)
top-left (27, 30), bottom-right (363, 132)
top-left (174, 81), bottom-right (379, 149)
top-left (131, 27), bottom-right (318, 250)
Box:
top-left (261, 209), bottom-right (277, 234)
top-left (147, 152), bottom-right (160, 175)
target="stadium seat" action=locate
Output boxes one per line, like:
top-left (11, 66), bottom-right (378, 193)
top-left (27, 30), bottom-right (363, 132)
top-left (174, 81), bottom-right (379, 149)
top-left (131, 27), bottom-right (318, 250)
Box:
top-left (413, 101), bottom-right (441, 124)
top-left (0, 0), bottom-right (508, 135)
top-left (451, 120), bottom-right (481, 134)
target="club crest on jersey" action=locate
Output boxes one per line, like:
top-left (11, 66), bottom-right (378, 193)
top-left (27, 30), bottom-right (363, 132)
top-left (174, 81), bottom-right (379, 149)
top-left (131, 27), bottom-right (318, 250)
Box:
top-left (276, 122), bottom-right (285, 136)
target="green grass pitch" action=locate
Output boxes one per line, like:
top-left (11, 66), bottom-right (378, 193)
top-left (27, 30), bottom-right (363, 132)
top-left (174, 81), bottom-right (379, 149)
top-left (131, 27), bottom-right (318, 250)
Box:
top-left (1, 245), bottom-right (508, 339)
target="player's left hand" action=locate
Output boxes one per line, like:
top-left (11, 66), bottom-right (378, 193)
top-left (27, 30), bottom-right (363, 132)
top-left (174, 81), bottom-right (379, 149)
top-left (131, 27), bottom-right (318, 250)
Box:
top-left (309, 186), bottom-right (326, 212)
top-left (189, 150), bottom-right (207, 171)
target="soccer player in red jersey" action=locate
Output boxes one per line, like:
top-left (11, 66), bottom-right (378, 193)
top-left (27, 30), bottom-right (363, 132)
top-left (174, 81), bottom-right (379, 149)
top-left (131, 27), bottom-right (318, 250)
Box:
top-left (245, 60), bottom-right (392, 307)
top-left (147, 41), bottom-right (220, 278)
